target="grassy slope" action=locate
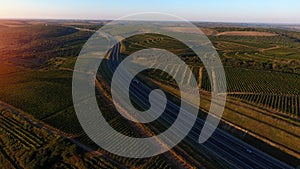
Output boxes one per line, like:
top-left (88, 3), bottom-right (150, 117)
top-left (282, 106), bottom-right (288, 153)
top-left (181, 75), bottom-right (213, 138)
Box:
top-left (0, 70), bottom-right (73, 119)
top-left (0, 24), bottom-right (92, 119)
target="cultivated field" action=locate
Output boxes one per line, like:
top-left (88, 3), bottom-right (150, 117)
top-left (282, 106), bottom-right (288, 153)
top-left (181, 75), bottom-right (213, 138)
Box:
top-left (0, 20), bottom-right (299, 167)
top-left (120, 28), bottom-right (300, 164)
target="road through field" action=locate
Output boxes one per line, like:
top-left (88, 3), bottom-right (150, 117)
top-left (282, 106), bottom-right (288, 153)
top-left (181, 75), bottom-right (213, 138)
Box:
top-left (61, 26), bottom-right (296, 168)
top-left (103, 34), bottom-right (295, 168)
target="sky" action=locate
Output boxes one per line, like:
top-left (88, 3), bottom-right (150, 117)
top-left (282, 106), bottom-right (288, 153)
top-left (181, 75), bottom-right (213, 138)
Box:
top-left (0, 0), bottom-right (299, 23)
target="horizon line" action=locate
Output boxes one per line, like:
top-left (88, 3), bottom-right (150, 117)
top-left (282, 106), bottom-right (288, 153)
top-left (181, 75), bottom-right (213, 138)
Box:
top-left (0, 17), bottom-right (300, 25)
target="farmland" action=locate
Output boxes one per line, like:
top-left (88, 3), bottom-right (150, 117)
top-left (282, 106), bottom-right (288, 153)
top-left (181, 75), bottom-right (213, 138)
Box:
top-left (120, 27), bottom-right (300, 164)
top-left (0, 20), bottom-right (227, 168)
top-left (0, 20), bottom-right (299, 168)
top-left (0, 103), bottom-right (141, 169)
top-left (216, 31), bottom-right (277, 36)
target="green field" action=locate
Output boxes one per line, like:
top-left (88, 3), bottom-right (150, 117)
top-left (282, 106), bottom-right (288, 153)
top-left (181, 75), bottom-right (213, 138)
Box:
top-left (0, 20), bottom-right (299, 168)
top-left (0, 70), bottom-right (73, 119)
top-left (119, 27), bottom-right (300, 163)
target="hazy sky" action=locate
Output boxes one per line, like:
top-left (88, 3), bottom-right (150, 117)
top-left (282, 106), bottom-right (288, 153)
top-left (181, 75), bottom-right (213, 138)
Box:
top-left (0, 0), bottom-right (299, 23)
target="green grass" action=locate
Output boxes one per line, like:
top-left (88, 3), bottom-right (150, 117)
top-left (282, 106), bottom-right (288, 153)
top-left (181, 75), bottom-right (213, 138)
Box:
top-left (121, 33), bottom-right (202, 65)
top-left (263, 47), bottom-right (300, 59)
top-left (0, 24), bottom-right (92, 68)
top-left (42, 106), bottom-right (81, 134)
top-left (0, 70), bottom-right (73, 119)
top-left (60, 57), bottom-right (77, 69)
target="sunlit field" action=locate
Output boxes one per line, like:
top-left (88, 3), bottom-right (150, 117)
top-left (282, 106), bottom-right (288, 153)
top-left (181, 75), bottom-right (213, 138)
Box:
top-left (0, 19), bottom-right (299, 168)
